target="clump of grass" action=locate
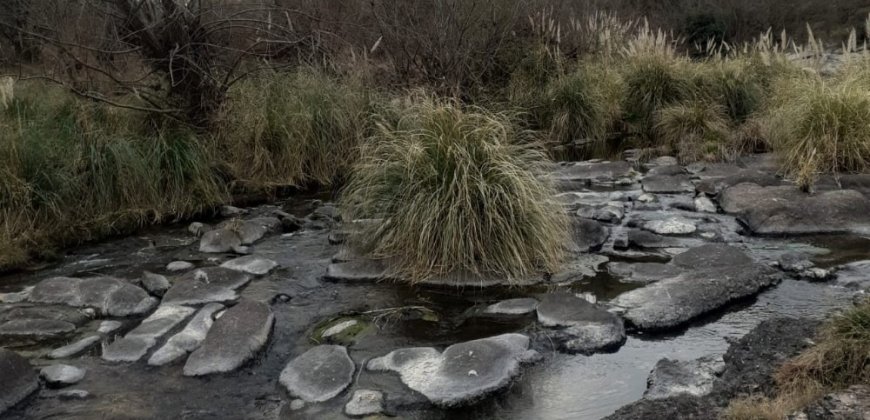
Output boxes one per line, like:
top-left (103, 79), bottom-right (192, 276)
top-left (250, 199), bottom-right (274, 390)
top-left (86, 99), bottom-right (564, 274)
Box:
top-left (655, 99), bottom-right (732, 163)
top-left (764, 71), bottom-right (870, 189)
top-left (341, 99), bottom-right (568, 283)
top-left (725, 299), bottom-right (870, 420)
top-left (219, 69), bottom-right (374, 188)
top-left (620, 54), bottom-right (690, 141)
top-left (691, 58), bottom-right (765, 122)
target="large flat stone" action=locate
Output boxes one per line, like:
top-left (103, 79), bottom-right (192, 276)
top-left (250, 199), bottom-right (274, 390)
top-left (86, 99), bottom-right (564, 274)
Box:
top-left (720, 183), bottom-right (870, 235)
top-left (0, 349), bottom-right (38, 414)
top-left (643, 356), bottom-right (725, 400)
top-left (550, 161), bottom-right (637, 190)
top-left (162, 267), bottom-right (251, 305)
top-left (148, 303), bottom-right (224, 366)
top-left (0, 319), bottom-right (76, 338)
top-left (183, 300), bottom-right (274, 376)
top-left (569, 218), bottom-right (610, 253)
top-left (102, 305), bottom-right (195, 362)
top-left (642, 175), bottom-right (695, 194)
top-left (536, 293), bottom-right (626, 354)
top-left (610, 246), bottom-right (780, 330)
top-left (49, 335), bottom-right (101, 359)
top-left (279, 345), bottom-right (355, 403)
top-left (367, 334), bottom-right (539, 407)
top-left (29, 277), bottom-right (157, 317)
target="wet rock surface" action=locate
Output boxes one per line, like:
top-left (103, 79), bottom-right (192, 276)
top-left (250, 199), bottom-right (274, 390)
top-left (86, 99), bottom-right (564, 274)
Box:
top-left (536, 293), bottom-right (626, 354)
top-left (279, 345), bottom-right (354, 403)
top-left (0, 349), bottom-right (38, 414)
top-left (162, 267), bottom-right (251, 305)
top-left (28, 276), bottom-right (157, 317)
top-left (643, 355), bottom-right (725, 399)
top-left (183, 300), bottom-right (274, 376)
top-left (40, 364), bottom-right (86, 386)
top-left (368, 333), bottom-right (540, 407)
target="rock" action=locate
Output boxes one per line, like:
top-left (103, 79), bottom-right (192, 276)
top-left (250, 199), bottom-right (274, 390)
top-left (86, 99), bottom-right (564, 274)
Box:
top-left (311, 205), bottom-right (341, 222)
top-left (279, 345), bottom-right (354, 403)
top-left (550, 254), bottom-right (610, 284)
top-left (220, 255), bottom-right (278, 275)
top-left (40, 364), bottom-right (85, 386)
top-left (777, 253), bottom-right (816, 273)
top-left (49, 335), bottom-right (100, 359)
top-left (694, 196), bottom-right (717, 213)
top-left (0, 287), bottom-right (32, 304)
top-left (324, 260), bottom-right (389, 283)
top-left (345, 389), bottom-right (385, 417)
top-left (643, 217), bottom-right (697, 235)
top-left (184, 300), bottom-right (274, 376)
top-left (720, 183), bottom-right (870, 235)
top-left (218, 218), bottom-right (279, 245)
top-left (604, 394), bottom-right (717, 420)
top-left (536, 293), bottom-right (626, 354)
top-left (141, 272), bottom-right (171, 297)
top-left (97, 320), bottom-right (122, 335)
top-left (608, 262), bottom-right (684, 284)
top-left (29, 276), bottom-right (157, 317)
top-left (321, 320), bottom-right (359, 339)
top-left (568, 218), bottom-right (610, 253)
top-left (368, 334), bottom-right (540, 407)
top-left (787, 385), bottom-right (870, 420)
top-left (627, 229), bottom-right (702, 249)
top-left (550, 161), bottom-right (638, 190)
top-left (0, 349), bottom-right (39, 415)
top-left (289, 399), bottom-right (305, 410)
top-left (611, 245), bottom-right (779, 330)
top-left (695, 169), bottom-right (780, 195)
top-left (199, 229), bottom-right (243, 253)
top-left (280, 215), bottom-right (305, 232)
top-left (0, 319), bottom-right (76, 338)
top-left (834, 261), bottom-right (870, 290)
top-left (149, 303), bottom-right (224, 366)
top-left (644, 356), bottom-right (725, 400)
top-left (646, 156), bottom-right (679, 167)
top-left (484, 298), bottom-right (539, 315)
top-left (55, 389), bottom-right (91, 400)
top-left (162, 267), bottom-right (251, 305)
top-left (646, 164), bottom-right (684, 176)
top-left (642, 174), bottom-right (695, 194)
top-left (166, 261), bottom-right (194, 272)
top-left (671, 244), bottom-right (755, 268)
top-left (637, 193), bottom-right (656, 203)
top-left (102, 305), bottom-right (195, 362)
top-left (188, 222), bottom-right (210, 237)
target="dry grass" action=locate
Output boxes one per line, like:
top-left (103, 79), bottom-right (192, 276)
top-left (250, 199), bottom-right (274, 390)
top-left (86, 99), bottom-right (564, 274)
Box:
top-left (655, 99), bottom-right (732, 163)
top-left (340, 98), bottom-right (568, 283)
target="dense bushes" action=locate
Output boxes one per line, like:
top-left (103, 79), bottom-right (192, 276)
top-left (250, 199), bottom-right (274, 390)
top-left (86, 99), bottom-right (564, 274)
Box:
top-left (340, 100), bottom-right (567, 283)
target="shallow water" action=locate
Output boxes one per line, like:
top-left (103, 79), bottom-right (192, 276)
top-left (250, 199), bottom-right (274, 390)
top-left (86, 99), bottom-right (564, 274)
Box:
top-left (1, 197), bottom-right (866, 420)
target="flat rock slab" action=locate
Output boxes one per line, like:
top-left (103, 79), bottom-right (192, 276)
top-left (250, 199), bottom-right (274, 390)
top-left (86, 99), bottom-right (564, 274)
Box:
top-left (569, 218), bottom-right (610, 253)
top-left (40, 364), bottom-right (86, 386)
top-left (184, 300), bottom-right (274, 376)
top-left (279, 345), bottom-right (355, 403)
top-left (102, 305), bottom-right (195, 362)
top-left (695, 169), bottom-right (780, 195)
top-left (608, 262), bottom-right (684, 284)
top-left (834, 260), bottom-right (870, 290)
top-left (0, 319), bottom-right (76, 338)
top-left (642, 175), bottom-right (695, 194)
top-left (484, 298), bottom-right (539, 315)
top-left (220, 255), bottom-right (278, 275)
top-left (643, 217), bottom-right (697, 235)
top-left (626, 229), bottom-right (703, 249)
top-left (671, 244), bottom-right (755, 269)
top-left (345, 389), bottom-right (385, 417)
top-left (536, 293), bottom-right (626, 354)
top-left (611, 246), bottom-right (780, 330)
top-left (149, 303), bottom-right (224, 366)
top-left (550, 254), bottom-right (610, 284)
top-left (0, 349), bottom-right (38, 415)
top-left (49, 335), bottom-right (101, 359)
top-left (550, 161), bottom-right (637, 190)
top-left (29, 276), bottom-right (157, 317)
top-left (199, 229), bottom-right (243, 253)
top-left (162, 267), bottom-right (251, 305)
top-left (720, 183), bottom-right (870, 235)
top-left (368, 333), bottom-right (539, 407)
top-left (643, 356), bottom-right (725, 400)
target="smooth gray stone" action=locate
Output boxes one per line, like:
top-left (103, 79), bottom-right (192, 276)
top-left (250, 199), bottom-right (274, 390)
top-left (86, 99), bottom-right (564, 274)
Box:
top-left (569, 218), bottom-right (610, 253)
top-left (344, 389), bottom-right (385, 417)
top-left (0, 349), bottom-right (38, 415)
top-left (149, 303), bottom-right (224, 366)
top-left (644, 356), bottom-right (725, 400)
top-left (484, 298), bottom-right (539, 315)
top-left (199, 229), bottom-right (242, 253)
top-left (536, 293), bottom-right (626, 354)
top-left (29, 276), bottom-right (157, 317)
top-left (279, 345), bottom-right (355, 403)
top-left (141, 272), bottom-right (171, 297)
top-left (608, 262), bottom-right (684, 284)
top-left (162, 267), bottom-right (251, 306)
top-left (0, 319), bottom-right (76, 338)
top-left (368, 333), bottom-right (539, 407)
top-left (166, 261), bottom-right (194, 272)
top-left (643, 217), bottom-right (697, 235)
top-left (49, 336), bottom-right (100, 359)
top-left (184, 300), bottom-right (274, 376)
top-left (220, 255), bottom-right (278, 275)
top-left (97, 320), bottom-right (122, 335)
top-left (642, 175), bottom-right (695, 193)
top-left (40, 364), bottom-right (86, 386)
top-left (102, 305), bottom-right (195, 362)
top-left (550, 161), bottom-right (637, 190)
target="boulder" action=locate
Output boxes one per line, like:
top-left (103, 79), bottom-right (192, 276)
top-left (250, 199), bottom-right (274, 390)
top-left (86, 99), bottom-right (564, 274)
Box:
top-left (0, 349), bottom-right (38, 414)
top-left (162, 267), bottom-right (251, 305)
top-left (220, 255), bottom-right (278, 275)
top-left (345, 389), bottom-right (385, 417)
top-left (643, 356), bottom-right (725, 400)
top-left (149, 303), bottom-right (224, 366)
top-left (102, 305), bottom-right (195, 362)
top-left (279, 345), bottom-right (355, 403)
top-left (367, 334), bottom-right (539, 407)
top-left (642, 175), bottom-right (695, 194)
top-left (40, 364), bottom-right (86, 387)
top-left (199, 229), bottom-right (243, 253)
top-left (536, 293), bottom-right (626, 354)
top-left (29, 276), bottom-right (157, 317)
top-left (141, 272), bottom-right (171, 297)
top-left (720, 183), bottom-right (870, 235)
top-left (611, 245), bottom-right (780, 330)
top-left (694, 196), bottom-right (717, 213)
top-left (184, 300), bottom-right (274, 376)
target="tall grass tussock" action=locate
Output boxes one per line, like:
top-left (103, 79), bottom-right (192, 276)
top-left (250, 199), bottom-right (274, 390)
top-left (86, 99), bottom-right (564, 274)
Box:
top-left (341, 99), bottom-right (568, 283)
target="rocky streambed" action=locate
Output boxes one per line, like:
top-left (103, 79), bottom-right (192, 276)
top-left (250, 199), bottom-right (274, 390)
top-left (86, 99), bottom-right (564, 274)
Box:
top-left (1, 153), bottom-right (869, 419)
